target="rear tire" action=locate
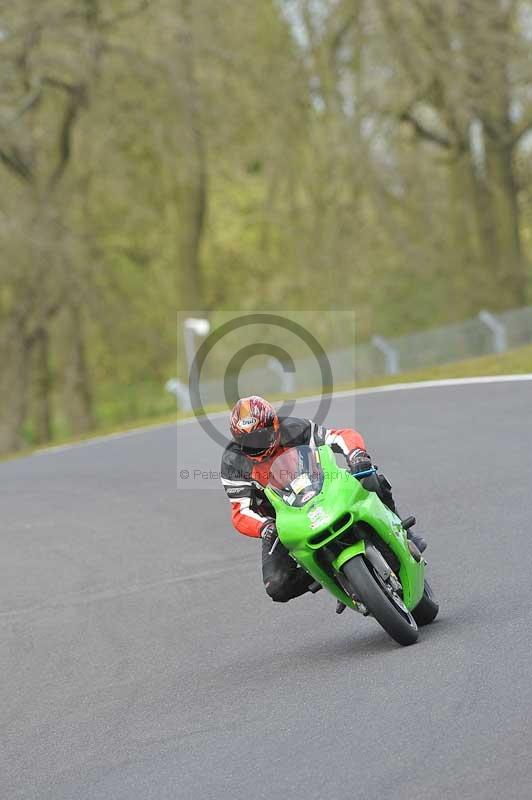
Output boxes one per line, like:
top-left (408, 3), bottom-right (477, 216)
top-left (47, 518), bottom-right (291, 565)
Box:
top-left (412, 579), bottom-right (439, 626)
top-left (342, 556), bottom-right (418, 646)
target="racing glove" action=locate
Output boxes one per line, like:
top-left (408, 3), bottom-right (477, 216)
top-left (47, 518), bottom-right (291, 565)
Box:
top-left (347, 448), bottom-right (373, 475)
top-left (260, 520), bottom-right (278, 548)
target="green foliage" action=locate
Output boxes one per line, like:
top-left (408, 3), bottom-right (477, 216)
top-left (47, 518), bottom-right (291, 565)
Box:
top-left (1, 0), bottom-right (532, 452)
top-left (7, 342), bottom-right (532, 463)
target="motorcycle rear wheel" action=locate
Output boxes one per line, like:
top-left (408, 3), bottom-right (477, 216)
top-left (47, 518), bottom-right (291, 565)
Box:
top-left (342, 556), bottom-right (419, 646)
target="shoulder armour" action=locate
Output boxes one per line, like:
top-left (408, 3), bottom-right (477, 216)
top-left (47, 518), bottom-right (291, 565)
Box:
top-left (278, 417), bottom-right (312, 448)
top-left (221, 443), bottom-right (252, 482)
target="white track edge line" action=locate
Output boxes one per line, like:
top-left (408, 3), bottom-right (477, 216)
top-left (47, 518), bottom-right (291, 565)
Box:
top-left (30, 373), bottom-right (532, 456)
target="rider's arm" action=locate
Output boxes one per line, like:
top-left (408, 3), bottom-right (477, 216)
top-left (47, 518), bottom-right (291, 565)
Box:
top-left (312, 422), bottom-right (366, 457)
top-left (279, 417), bottom-right (366, 456)
top-left (221, 449), bottom-right (268, 538)
top-left (227, 491), bottom-right (267, 538)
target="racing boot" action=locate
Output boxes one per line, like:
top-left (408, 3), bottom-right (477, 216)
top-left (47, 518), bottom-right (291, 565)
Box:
top-left (408, 529), bottom-right (427, 553)
top-left (406, 530), bottom-right (427, 561)
top-left (402, 515), bottom-right (427, 560)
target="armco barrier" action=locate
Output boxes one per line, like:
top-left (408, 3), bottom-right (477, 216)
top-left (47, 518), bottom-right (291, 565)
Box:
top-left (169, 305), bottom-right (532, 408)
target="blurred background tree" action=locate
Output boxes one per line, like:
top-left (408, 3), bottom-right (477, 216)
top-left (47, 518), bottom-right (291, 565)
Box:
top-left (1, 0), bottom-right (531, 453)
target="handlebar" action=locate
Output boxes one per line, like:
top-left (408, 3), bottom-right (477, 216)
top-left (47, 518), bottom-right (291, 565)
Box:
top-left (351, 467), bottom-right (377, 478)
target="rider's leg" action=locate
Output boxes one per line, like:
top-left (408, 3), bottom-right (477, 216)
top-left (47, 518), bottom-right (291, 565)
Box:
top-left (262, 537), bottom-right (313, 602)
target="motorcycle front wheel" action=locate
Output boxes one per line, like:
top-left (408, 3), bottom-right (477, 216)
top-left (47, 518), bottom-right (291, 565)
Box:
top-left (412, 579), bottom-right (439, 626)
top-left (342, 556), bottom-right (419, 646)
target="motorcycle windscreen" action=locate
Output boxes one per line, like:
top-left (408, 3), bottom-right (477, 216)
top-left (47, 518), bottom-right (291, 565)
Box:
top-left (268, 445), bottom-right (324, 507)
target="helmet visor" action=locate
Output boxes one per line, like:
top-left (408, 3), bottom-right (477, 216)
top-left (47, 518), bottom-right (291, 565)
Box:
top-left (235, 425), bottom-right (277, 456)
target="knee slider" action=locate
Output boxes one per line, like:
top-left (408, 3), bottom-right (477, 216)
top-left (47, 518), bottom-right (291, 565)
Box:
top-left (264, 576), bottom-right (291, 603)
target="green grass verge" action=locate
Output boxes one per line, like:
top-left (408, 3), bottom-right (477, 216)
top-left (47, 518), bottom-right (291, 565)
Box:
top-left (353, 343), bottom-right (532, 387)
top-left (248, 342), bottom-right (532, 398)
top-left (4, 343), bottom-right (532, 462)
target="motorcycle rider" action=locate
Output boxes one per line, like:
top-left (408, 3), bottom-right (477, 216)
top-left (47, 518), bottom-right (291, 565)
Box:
top-left (220, 395), bottom-right (426, 606)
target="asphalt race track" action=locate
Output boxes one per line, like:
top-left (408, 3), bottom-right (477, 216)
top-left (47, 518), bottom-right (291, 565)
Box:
top-left (2, 379), bottom-right (532, 800)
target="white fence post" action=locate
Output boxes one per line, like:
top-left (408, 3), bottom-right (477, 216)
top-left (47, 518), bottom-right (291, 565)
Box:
top-left (184, 318), bottom-right (210, 376)
top-left (268, 358), bottom-right (296, 394)
top-left (183, 317), bottom-right (210, 409)
top-left (478, 310), bottom-right (507, 354)
top-left (372, 335), bottom-right (400, 375)
top-left (165, 379), bottom-right (192, 411)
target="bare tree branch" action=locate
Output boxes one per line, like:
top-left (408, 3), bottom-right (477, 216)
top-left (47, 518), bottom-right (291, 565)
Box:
top-left (375, 0), bottom-right (420, 87)
top-left (99, 0), bottom-right (152, 30)
top-left (0, 145), bottom-right (34, 182)
top-left (512, 109), bottom-right (532, 147)
top-left (399, 109), bottom-right (452, 149)
top-left (47, 84), bottom-right (87, 191)
top-left (328, 4), bottom-right (358, 56)
top-left (42, 76), bottom-right (80, 93)
top-left (0, 81), bottom-right (43, 127)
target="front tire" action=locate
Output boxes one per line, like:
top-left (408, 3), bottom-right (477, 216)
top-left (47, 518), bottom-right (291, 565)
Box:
top-left (342, 556), bottom-right (419, 646)
top-left (412, 579), bottom-right (439, 626)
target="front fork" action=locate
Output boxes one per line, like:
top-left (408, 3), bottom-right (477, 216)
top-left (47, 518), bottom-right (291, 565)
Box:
top-left (332, 541), bottom-right (404, 608)
top-left (331, 542), bottom-right (368, 613)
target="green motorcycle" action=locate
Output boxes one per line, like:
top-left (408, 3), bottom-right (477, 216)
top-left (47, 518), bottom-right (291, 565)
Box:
top-left (265, 444), bottom-right (439, 646)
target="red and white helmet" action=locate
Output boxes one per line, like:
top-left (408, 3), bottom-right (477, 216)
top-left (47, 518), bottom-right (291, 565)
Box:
top-left (229, 396), bottom-right (280, 461)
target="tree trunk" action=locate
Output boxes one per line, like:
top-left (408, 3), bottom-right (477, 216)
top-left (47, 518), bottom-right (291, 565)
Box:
top-left (464, 0), bottom-right (525, 309)
top-left (176, 0), bottom-right (206, 311)
top-left (0, 317), bottom-right (30, 454)
top-left (30, 326), bottom-right (52, 444)
top-left (467, 146), bottom-right (502, 307)
top-left (447, 151), bottom-right (482, 314)
top-left (63, 305), bottom-right (95, 434)
top-left (484, 134), bottom-right (526, 307)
